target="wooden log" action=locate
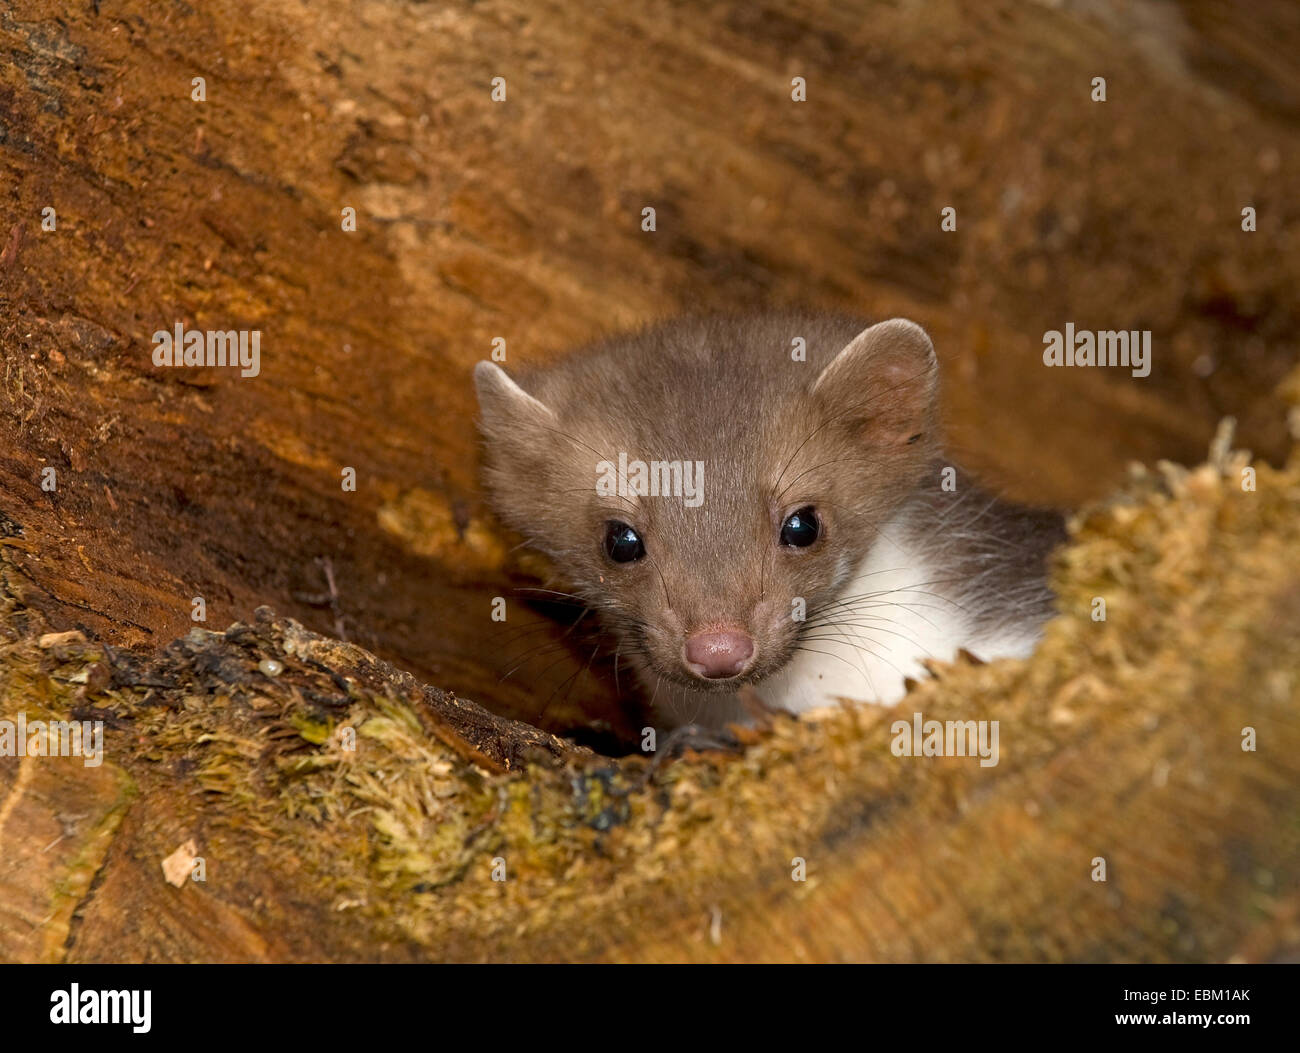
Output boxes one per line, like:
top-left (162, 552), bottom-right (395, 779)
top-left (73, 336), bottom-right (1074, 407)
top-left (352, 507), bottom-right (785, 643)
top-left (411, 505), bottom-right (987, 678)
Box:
top-left (2, 415), bottom-right (1299, 961)
top-left (1, 0), bottom-right (1299, 961)
top-left (2, 0), bottom-right (1300, 732)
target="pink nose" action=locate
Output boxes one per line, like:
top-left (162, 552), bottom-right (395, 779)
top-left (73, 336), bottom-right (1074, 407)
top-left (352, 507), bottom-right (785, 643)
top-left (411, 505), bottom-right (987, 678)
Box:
top-left (684, 630), bottom-right (755, 679)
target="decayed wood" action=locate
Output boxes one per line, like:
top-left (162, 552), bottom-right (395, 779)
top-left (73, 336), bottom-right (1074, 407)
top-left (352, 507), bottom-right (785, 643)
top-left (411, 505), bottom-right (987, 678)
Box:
top-left (1, 0), bottom-right (1300, 961)
top-left (2, 0), bottom-right (1300, 736)
top-left (2, 419), bottom-right (1299, 962)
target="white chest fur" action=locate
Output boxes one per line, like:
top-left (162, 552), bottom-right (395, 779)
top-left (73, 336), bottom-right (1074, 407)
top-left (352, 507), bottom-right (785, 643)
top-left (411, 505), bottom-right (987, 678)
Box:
top-left (755, 527), bottom-right (1039, 714)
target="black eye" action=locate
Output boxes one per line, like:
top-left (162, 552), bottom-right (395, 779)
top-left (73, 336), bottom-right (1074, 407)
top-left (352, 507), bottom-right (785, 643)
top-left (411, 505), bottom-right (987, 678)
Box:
top-left (780, 507), bottom-right (820, 548)
top-left (604, 521), bottom-right (646, 563)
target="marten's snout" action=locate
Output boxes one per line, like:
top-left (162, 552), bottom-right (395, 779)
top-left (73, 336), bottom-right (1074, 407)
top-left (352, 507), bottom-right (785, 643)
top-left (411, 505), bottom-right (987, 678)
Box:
top-left (683, 629), bottom-right (755, 679)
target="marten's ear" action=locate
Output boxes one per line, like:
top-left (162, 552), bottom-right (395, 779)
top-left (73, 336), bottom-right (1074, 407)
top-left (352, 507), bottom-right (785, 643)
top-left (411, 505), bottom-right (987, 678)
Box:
top-left (474, 361), bottom-right (555, 440)
top-left (812, 319), bottom-right (938, 445)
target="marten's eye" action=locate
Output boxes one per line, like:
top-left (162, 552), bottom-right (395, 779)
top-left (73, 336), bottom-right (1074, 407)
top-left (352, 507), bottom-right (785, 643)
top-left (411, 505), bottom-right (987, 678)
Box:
top-left (604, 521), bottom-right (646, 563)
top-left (780, 507), bottom-right (820, 548)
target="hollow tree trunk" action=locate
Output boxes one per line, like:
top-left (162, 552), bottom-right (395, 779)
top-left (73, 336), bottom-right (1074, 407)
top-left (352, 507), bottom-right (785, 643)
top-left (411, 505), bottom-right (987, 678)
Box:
top-left (2, 0), bottom-right (1299, 961)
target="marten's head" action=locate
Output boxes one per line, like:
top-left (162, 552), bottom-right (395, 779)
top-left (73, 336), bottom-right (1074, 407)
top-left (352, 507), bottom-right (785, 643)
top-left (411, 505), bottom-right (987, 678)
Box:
top-left (474, 313), bottom-right (939, 695)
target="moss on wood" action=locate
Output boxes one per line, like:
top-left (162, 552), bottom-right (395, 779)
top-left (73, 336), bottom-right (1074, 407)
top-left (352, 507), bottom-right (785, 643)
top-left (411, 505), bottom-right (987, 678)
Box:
top-left (3, 381), bottom-right (1298, 961)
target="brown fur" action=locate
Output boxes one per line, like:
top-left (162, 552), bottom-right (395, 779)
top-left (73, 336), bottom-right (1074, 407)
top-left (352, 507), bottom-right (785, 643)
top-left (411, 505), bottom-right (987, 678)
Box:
top-left (474, 311), bottom-right (1063, 713)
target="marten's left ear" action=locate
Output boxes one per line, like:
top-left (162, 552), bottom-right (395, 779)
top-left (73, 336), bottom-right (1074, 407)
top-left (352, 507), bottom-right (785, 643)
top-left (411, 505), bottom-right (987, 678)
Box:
top-left (811, 319), bottom-right (938, 445)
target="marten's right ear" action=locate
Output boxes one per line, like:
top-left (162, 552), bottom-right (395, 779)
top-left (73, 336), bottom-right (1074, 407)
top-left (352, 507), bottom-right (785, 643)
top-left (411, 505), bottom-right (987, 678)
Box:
top-left (473, 361), bottom-right (555, 439)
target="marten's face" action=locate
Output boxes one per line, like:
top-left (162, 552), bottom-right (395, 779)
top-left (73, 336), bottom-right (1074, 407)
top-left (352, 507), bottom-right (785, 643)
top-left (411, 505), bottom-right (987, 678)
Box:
top-left (474, 315), bottom-right (938, 697)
